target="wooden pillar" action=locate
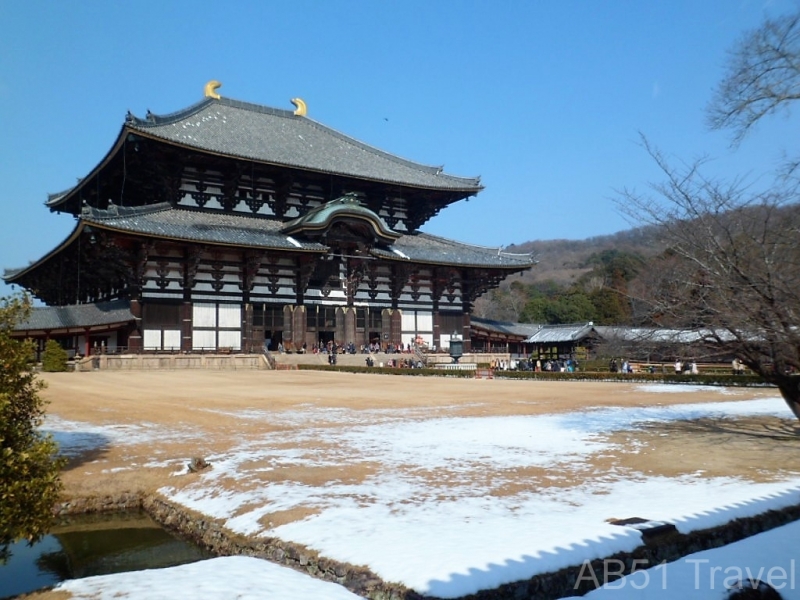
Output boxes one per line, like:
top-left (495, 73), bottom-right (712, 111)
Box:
top-left (389, 309), bottom-right (402, 349)
top-left (355, 308), bottom-right (367, 349)
top-left (381, 309), bottom-right (391, 350)
top-left (292, 305), bottom-right (306, 349)
top-left (242, 303), bottom-right (254, 353)
top-left (129, 298), bottom-right (143, 352)
top-left (342, 306), bottom-right (356, 347)
top-left (282, 305), bottom-right (293, 348)
top-left (432, 305), bottom-right (441, 352)
top-left (181, 301), bottom-right (193, 352)
top-left (462, 312), bottom-right (471, 353)
top-left (84, 328), bottom-right (92, 357)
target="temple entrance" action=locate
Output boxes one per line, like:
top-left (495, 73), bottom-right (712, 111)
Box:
top-left (253, 304), bottom-right (285, 352)
top-left (263, 330), bottom-right (283, 352)
top-left (307, 305), bottom-right (338, 352)
top-left (317, 330), bottom-right (334, 348)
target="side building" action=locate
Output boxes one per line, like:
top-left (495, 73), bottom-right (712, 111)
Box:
top-left (4, 84), bottom-right (533, 356)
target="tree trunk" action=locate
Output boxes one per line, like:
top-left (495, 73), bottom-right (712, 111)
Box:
top-left (776, 377), bottom-right (800, 421)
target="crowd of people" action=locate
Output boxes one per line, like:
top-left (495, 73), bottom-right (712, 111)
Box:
top-left (487, 357), bottom-right (580, 372)
top-left (267, 338), bottom-right (751, 377)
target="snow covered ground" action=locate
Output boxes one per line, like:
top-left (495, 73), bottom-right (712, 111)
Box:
top-left (50, 385), bottom-right (800, 599)
top-left (55, 521), bottom-right (800, 599)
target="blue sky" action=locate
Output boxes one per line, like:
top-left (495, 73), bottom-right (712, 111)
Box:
top-left (1, 0), bottom-right (798, 300)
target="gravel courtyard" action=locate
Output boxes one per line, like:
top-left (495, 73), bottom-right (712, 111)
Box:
top-left (26, 370), bottom-right (800, 599)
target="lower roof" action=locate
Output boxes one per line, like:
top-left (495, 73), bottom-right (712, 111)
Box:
top-left (79, 203), bottom-right (533, 269)
top-left (470, 317), bottom-right (545, 339)
top-left (4, 204), bottom-right (533, 293)
top-left (13, 299), bottom-right (134, 333)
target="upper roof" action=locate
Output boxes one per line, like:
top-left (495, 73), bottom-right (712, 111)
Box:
top-left (122, 95), bottom-right (482, 192)
top-left (13, 299), bottom-right (134, 332)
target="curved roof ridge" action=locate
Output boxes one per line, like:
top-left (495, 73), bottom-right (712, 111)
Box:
top-left (3, 221), bottom-right (84, 284)
top-left (415, 231), bottom-right (533, 258)
top-left (414, 230), bottom-right (501, 250)
top-left (281, 194), bottom-right (400, 243)
top-left (126, 97), bottom-right (214, 127)
top-left (82, 201), bottom-right (173, 220)
top-left (498, 251), bottom-right (536, 258)
top-left (126, 96), bottom-right (301, 127)
top-left (47, 185), bottom-right (77, 203)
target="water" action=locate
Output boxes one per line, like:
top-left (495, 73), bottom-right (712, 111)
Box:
top-left (0, 510), bottom-right (213, 599)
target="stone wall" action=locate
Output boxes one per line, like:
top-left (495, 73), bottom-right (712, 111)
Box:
top-left (76, 353), bottom-right (269, 371)
top-left (52, 492), bottom-right (800, 600)
top-left (143, 496), bottom-right (417, 600)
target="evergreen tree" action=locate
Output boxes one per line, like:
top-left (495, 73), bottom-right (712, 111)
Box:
top-left (0, 294), bottom-right (63, 561)
top-left (41, 340), bottom-right (69, 373)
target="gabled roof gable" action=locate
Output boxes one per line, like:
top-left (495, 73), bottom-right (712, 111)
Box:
top-left (281, 194), bottom-right (401, 245)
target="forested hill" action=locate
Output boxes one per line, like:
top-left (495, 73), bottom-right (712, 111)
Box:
top-left (474, 224), bottom-right (667, 324)
top-left (503, 224), bottom-right (665, 287)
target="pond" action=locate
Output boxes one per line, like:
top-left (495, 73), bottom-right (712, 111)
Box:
top-left (0, 510), bottom-right (213, 599)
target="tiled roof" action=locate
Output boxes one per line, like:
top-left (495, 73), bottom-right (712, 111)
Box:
top-left (471, 320), bottom-right (598, 343)
top-left (524, 323), bottom-right (596, 343)
top-left (471, 317), bottom-right (544, 338)
top-left (14, 299), bottom-right (133, 332)
top-left (82, 204), bottom-right (328, 252)
top-left (592, 326), bottom-right (737, 344)
top-left (371, 232), bottom-right (534, 269)
top-left (83, 204), bottom-right (534, 269)
top-left (126, 97), bottom-right (482, 192)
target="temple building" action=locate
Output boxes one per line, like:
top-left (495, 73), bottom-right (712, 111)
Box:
top-left (4, 83), bottom-right (533, 356)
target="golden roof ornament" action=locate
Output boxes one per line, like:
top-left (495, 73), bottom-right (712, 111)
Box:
top-left (291, 97), bottom-right (307, 117)
top-left (204, 80), bottom-right (222, 100)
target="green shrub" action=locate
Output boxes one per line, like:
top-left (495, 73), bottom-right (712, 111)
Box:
top-left (41, 340), bottom-right (68, 372)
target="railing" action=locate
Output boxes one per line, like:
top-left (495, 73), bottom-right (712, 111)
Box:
top-left (434, 363), bottom-right (477, 371)
top-left (262, 348), bottom-right (277, 370)
top-left (412, 345), bottom-right (428, 367)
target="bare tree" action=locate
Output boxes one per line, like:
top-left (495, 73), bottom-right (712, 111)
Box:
top-left (620, 8), bottom-right (800, 419)
top-left (501, 282), bottom-right (530, 322)
top-left (619, 139), bottom-right (800, 419)
top-left (471, 293), bottom-right (498, 319)
top-left (708, 8), bottom-right (800, 175)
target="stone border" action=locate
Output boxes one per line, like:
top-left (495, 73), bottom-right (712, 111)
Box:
top-left (53, 492), bottom-right (419, 600)
top-left (76, 354), bottom-right (268, 371)
top-left (52, 493), bottom-right (800, 600)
